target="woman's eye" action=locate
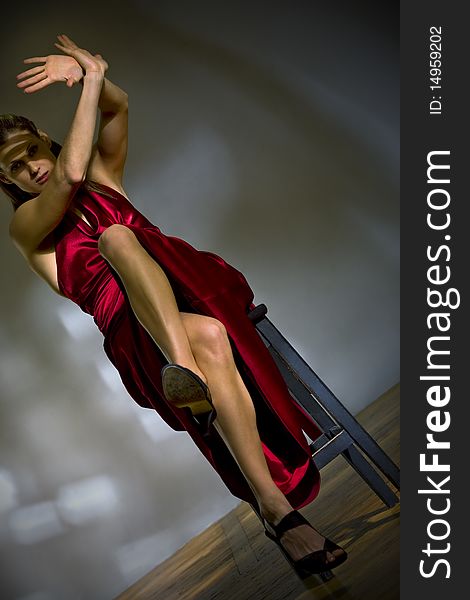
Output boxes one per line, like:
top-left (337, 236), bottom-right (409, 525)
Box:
top-left (28, 145), bottom-right (37, 156)
top-left (10, 162), bottom-right (21, 173)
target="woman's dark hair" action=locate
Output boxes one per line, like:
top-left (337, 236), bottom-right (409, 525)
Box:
top-left (0, 113), bottom-right (62, 210)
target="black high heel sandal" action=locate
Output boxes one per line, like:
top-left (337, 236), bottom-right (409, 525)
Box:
top-left (264, 510), bottom-right (348, 579)
top-left (161, 364), bottom-right (217, 435)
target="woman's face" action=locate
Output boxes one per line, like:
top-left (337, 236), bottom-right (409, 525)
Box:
top-left (0, 129), bottom-right (57, 195)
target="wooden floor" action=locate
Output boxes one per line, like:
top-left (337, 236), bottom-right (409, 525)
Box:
top-left (117, 385), bottom-right (400, 600)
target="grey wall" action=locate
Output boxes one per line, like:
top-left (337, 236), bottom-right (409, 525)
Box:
top-left (0, 1), bottom-right (398, 598)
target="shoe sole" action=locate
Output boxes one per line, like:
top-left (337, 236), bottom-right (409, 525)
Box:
top-left (162, 364), bottom-right (213, 415)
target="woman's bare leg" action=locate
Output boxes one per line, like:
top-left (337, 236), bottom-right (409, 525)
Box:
top-left (98, 224), bottom-right (205, 381)
top-left (181, 313), bottom-right (342, 564)
top-left (98, 225), bottom-right (341, 563)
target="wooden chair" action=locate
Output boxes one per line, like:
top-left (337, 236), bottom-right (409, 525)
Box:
top-left (246, 303), bottom-right (400, 581)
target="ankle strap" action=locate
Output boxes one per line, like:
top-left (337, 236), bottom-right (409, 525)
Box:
top-left (270, 510), bottom-right (310, 537)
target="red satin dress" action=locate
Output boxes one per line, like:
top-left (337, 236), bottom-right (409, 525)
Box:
top-left (53, 180), bottom-right (322, 507)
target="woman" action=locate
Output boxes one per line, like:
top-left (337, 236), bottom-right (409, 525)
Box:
top-left (0, 34), bottom-right (347, 578)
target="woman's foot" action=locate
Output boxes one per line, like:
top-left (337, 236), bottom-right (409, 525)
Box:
top-left (260, 501), bottom-right (347, 572)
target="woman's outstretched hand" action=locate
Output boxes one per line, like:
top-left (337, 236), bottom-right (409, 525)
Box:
top-left (16, 34), bottom-right (108, 94)
top-left (54, 34), bottom-right (108, 78)
top-left (16, 53), bottom-right (84, 93)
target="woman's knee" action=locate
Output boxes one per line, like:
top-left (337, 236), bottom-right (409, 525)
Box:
top-left (98, 224), bottom-right (137, 262)
top-left (191, 317), bottom-right (233, 364)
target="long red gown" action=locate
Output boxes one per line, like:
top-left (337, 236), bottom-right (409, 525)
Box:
top-left (53, 180), bottom-right (322, 508)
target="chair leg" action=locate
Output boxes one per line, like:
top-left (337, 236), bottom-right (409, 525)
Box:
top-left (256, 314), bottom-right (400, 490)
top-left (246, 305), bottom-right (400, 506)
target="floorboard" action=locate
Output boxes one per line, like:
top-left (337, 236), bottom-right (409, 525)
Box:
top-left (117, 384), bottom-right (400, 600)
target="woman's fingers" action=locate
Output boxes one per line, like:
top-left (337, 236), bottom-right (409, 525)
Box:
top-left (54, 41), bottom-right (88, 60)
top-left (16, 65), bottom-right (45, 80)
top-left (57, 33), bottom-right (78, 48)
top-left (19, 77), bottom-right (50, 94)
top-left (23, 56), bottom-right (47, 64)
top-left (54, 42), bottom-right (71, 54)
top-left (16, 71), bottom-right (48, 89)
top-left (23, 81), bottom-right (50, 94)
top-left (53, 34), bottom-right (107, 76)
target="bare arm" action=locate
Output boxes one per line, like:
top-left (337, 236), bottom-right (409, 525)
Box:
top-left (87, 76), bottom-right (129, 184)
top-left (27, 238), bottom-right (66, 297)
top-left (10, 36), bottom-right (108, 257)
top-left (16, 42), bottom-right (129, 189)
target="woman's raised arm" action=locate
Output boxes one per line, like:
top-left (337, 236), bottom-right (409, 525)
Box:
top-left (9, 35), bottom-right (108, 256)
top-left (17, 35), bottom-right (129, 185)
top-left (87, 75), bottom-right (128, 186)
